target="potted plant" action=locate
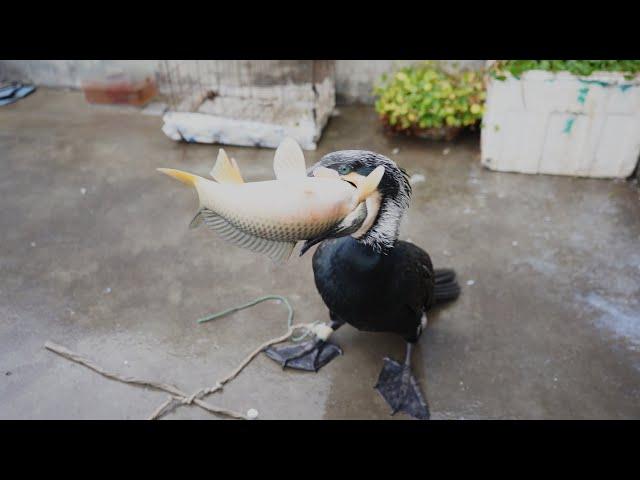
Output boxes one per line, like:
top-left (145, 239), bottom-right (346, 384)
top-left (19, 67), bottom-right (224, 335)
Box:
top-left (481, 60), bottom-right (640, 178)
top-left (373, 61), bottom-right (486, 141)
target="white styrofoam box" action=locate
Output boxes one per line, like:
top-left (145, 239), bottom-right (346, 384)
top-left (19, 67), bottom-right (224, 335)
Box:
top-left (481, 70), bottom-right (640, 178)
top-left (162, 112), bottom-right (320, 150)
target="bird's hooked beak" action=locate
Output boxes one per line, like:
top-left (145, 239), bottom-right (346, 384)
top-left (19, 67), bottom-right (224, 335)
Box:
top-left (299, 166), bottom-right (381, 256)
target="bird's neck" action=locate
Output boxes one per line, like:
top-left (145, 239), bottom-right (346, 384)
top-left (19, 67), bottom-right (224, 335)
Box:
top-left (356, 196), bottom-right (404, 254)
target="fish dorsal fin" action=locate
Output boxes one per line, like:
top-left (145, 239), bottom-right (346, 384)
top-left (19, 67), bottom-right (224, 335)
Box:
top-left (273, 137), bottom-right (307, 180)
top-left (210, 148), bottom-right (244, 184)
top-left (229, 157), bottom-right (242, 178)
top-left (199, 208), bottom-right (295, 263)
top-left (354, 165), bottom-right (385, 204)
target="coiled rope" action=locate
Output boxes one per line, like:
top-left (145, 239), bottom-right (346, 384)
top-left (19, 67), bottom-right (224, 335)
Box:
top-left (45, 295), bottom-right (320, 420)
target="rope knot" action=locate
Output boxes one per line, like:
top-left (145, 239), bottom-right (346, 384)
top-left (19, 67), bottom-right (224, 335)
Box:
top-left (182, 389), bottom-right (203, 405)
top-left (309, 323), bottom-right (333, 341)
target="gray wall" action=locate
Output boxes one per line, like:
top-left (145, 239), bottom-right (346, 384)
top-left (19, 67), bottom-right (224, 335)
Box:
top-left (0, 60), bottom-right (486, 105)
top-left (0, 60), bottom-right (160, 89)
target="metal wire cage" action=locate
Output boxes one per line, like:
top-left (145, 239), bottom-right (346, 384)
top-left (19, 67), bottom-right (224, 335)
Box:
top-left (158, 61), bottom-right (336, 149)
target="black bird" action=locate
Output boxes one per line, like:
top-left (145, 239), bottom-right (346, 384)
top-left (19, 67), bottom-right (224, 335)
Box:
top-left (265, 150), bottom-right (460, 419)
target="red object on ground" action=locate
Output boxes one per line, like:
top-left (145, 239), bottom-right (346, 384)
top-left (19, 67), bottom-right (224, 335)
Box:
top-left (82, 73), bottom-right (157, 106)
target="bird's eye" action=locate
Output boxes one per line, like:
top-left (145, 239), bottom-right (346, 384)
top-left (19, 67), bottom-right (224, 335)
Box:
top-left (338, 165), bottom-right (351, 175)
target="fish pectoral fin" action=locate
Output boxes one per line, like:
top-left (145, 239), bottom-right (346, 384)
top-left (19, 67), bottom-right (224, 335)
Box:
top-left (273, 137), bottom-right (307, 180)
top-left (199, 208), bottom-right (295, 262)
top-left (210, 148), bottom-right (244, 184)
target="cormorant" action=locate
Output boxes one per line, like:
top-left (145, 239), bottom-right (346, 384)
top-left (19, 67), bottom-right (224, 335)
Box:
top-left (265, 150), bottom-right (460, 419)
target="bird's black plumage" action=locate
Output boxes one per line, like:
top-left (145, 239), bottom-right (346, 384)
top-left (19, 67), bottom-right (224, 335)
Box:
top-left (264, 149), bottom-right (460, 419)
top-left (312, 237), bottom-right (436, 343)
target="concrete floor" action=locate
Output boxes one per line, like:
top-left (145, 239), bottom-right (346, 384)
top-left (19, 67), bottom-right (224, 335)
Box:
top-left (1, 89), bottom-right (639, 420)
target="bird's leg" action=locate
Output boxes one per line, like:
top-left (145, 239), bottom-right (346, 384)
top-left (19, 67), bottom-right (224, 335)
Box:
top-left (264, 319), bottom-right (343, 372)
top-left (374, 342), bottom-right (430, 420)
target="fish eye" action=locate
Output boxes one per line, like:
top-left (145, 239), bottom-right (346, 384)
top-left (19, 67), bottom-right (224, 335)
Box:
top-left (337, 165), bottom-right (352, 175)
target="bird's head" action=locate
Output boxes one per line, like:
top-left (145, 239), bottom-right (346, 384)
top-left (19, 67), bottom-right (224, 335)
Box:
top-left (300, 150), bottom-right (412, 255)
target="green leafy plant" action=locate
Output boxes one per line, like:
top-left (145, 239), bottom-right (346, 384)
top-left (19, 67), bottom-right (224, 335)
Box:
top-left (373, 61), bottom-right (486, 136)
top-left (489, 60), bottom-right (640, 81)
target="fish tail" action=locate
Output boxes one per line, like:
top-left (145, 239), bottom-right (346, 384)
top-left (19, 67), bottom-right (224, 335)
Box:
top-left (157, 168), bottom-right (200, 187)
top-left (157, 168), bottom-right (216, 222)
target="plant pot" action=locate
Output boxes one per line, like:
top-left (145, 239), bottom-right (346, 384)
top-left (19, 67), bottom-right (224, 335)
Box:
top-left (412, 125), bottom-right (462, 141)
top-left (481, 69), bottom-right (640, 178)
top-left (381, 116), bottom-right (462, 141)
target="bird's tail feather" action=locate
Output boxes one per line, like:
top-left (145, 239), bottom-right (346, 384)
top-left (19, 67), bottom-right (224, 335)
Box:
top-left (434, 268), bottom-right (460, 304)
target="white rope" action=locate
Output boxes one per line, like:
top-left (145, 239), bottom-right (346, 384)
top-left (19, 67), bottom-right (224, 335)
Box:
top-left (44, 321), bottom-right (317, 420)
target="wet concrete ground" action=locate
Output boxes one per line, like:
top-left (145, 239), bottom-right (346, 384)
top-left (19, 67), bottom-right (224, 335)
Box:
top-left (1, 89), bottom-right (639, 419)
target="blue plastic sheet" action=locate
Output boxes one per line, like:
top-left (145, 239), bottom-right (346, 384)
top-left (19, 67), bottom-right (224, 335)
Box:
top-left (0, 82), bottom-right (36, 106)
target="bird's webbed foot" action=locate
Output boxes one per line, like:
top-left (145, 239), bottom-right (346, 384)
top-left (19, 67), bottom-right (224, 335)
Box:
top-left (374, 355), bottom-right (430, 420)
top-left (264, 338), bottom-right (342, 372)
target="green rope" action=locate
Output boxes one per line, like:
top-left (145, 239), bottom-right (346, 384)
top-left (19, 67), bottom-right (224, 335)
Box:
top-left (197, 295), bottom-right (315, 342)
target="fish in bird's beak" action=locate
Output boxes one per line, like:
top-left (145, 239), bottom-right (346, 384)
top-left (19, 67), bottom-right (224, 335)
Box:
top-left (299, 165), bottom-right (384, 256)
top-left (158, 137), bottom-right (385, 263)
